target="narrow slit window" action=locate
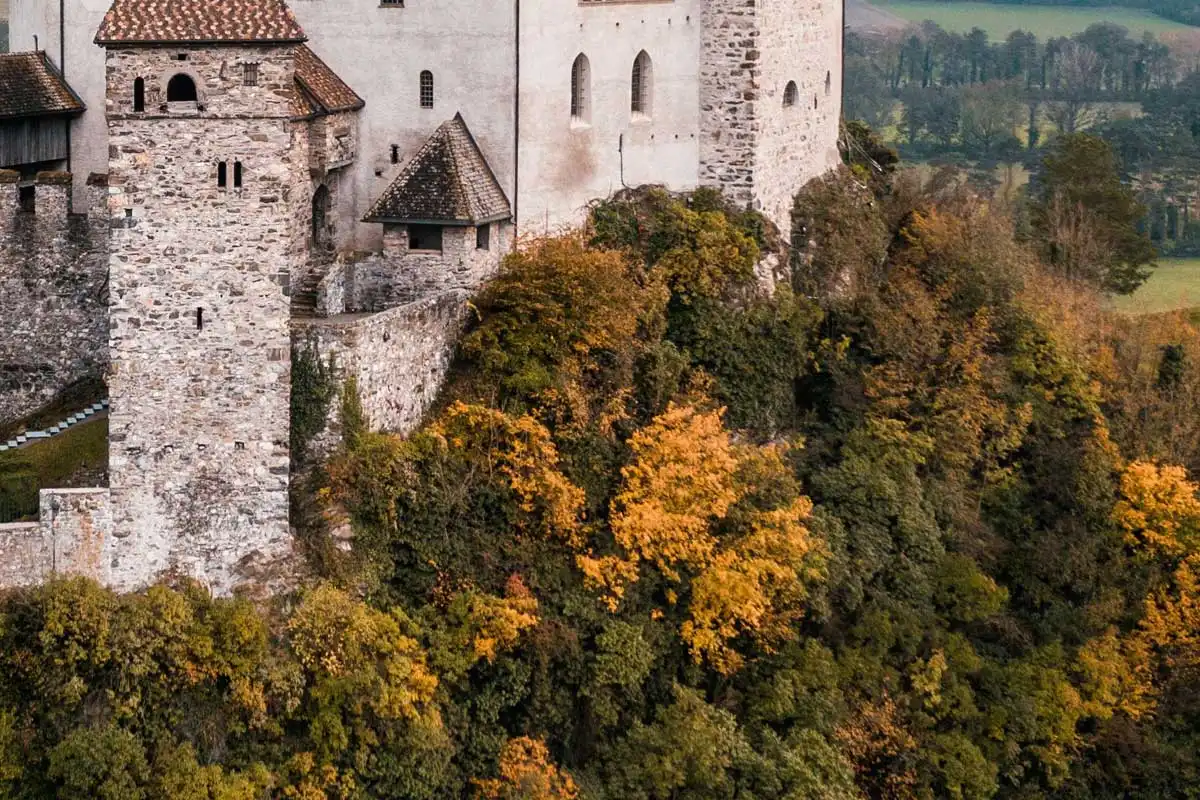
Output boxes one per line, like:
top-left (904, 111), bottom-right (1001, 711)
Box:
top-left (196, 308), bottom-right (204, 330)
top-left (234, 161), bottom-right (243, 188)
top-left (217, 161), bottom-right (227, 188)
top-left (391, 144), bottom-right (400, 164)
top-left (420, 70), bottom-right (434, 109)
top-left (133, 77), bottom-right (145, 112)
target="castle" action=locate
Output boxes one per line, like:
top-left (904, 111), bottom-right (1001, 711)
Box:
top-left (0, 0), bottom-right (843, 595)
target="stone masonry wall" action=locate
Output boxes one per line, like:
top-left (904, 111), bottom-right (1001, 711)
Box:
top-left (699, 0), bottom-right (843, 237)
top-left (346, 222), bottom-right (509, 312)
top-left (0, 170), bottom-right (109, 427)
top-left (103, 44), bottom-right (307, 594)
top-left (699, 0), bottom-right (761, 209)
top-left (754, 0), bottom-right (843, 237)
top-left (293, 289), bottom-right (471, 445)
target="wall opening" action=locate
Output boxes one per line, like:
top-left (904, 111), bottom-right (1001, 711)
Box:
top-left (826, 70), bottom-right (832, 96)
top-left (217, 161), bottom-right (227, 188)
top-left (196, 308), bottom-right (204, 331)
top-left (420, 70), bottom-right (434, 109)
top-left (783, 81), bottom-right (798, 108)
top-left (571, 53), bottom-right (591, 123)
top-left (233, 161), bottom-right (243, 189)
top-left (17, 185), bottom-right (34, 213)
top-left (391, 145), bottom-right (400, 164)
top-left (312, 184), bottom-right (331, 249)
top-left (133, 77), bottom-right (145, 112)
top-left (409, 224), bottom-right (443, 252)
top-left (243, 63), bottom-right (259, 87)
top-left (476, 223), bottom-right (490, 251)
top-left (631, 50), bottom-right (653, 118)
top-left (167, 74), bottom-right (198, 103)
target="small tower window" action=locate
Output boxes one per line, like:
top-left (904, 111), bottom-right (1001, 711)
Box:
top-left (420, 70), bottom-right (434, 109)
top-left (234, 161), bottom-right (243, 189)
top-left (409, 224), bottom-right (443, 252)
top-left (167, 74), bottom-right (197, 103)
top-left (133, 78), bottom-right (145, 112)
top-left (196, 308), bottom-right (204, 330)
top-left (783, 81), bottom-right (798, 108)
top-left (571, 53), bottom-right (590, 123)
top-left (631, 50), bottom-right (653, 118)
top-left (825, 70), bottom-right (832, 96)
top-left (391, 144), bottom-right (400, 164)
top-left (476, 224), bottom-right (491, 251)
top-left (217, 161), bottom-right (227, 188)
top-left (243, 63), bottom-right (259, 87)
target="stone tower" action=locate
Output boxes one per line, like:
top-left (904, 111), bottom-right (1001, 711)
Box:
top-left (699, 0), bottom-right (843, 236)
top-left (96, 0), bottom-right (309, 593)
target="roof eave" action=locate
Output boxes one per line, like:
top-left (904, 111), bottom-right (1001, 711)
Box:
top-left (363, 213), bottom-right (511, 227)
top-left (95, 36), bottom-right (308, 47)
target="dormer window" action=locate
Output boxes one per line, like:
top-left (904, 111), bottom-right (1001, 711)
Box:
top-left (167, 74), bottom-right (197, 103)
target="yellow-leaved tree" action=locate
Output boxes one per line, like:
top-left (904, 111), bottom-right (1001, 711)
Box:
top-left (579, 402), bottom-right (825, 673)
top-left (473, 737), bottom-right (579, 800)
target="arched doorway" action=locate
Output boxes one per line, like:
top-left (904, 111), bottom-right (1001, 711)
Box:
top-left (312, 185), bottom-right (331, 253)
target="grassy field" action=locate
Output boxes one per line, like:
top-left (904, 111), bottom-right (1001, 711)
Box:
top-left (873, 1), bottom-right (1195, 38)
top-left (0, 418), bottom-right (108, 523)
top-left (1110, 258), bottom-right (1200, 316)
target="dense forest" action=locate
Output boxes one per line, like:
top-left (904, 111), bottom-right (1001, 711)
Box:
top-left (847, 21), bottom-right (1200, 253)
top-left (906, 0), bottom-right (1200, 27)
top-left (1, 129), bottom-right (1198, 798)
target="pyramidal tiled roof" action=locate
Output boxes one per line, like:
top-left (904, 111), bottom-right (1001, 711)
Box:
top-left (0, 52), bottom-right (86, 120)
top-left (95, 0), bottom-right (306, 45)
top-left (292, 44), bottom-right (364, 119)
top-left (364, 114), bottom-right (511, 226)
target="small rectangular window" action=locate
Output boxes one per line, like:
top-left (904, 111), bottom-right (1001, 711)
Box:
top-left (234, 161), bottom-right (243, 189)
top-left (17, 185), bottom-right (34, 213)
top-left (217, 161), bottom-right (227, 188)
top-left (476, 224), bottom-right (491, 251)
top-left (408, 224), bottom-right (443, 252)
top-left (196, 307), bottom-right (204, 330)
top-left (243, 63), bottom-right (259, 87)
top-left (391, 145), bottom-right (400, 164)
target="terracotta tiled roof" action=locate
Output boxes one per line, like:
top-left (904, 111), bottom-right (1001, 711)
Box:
top-left (293, 45), bottom-right (364, 119)
top-left (364, 114), bottom-right (511, 226)
top-left (0, 52), bottom-right (86, 120)
top-left (95, 0), bottom-right (306, 45)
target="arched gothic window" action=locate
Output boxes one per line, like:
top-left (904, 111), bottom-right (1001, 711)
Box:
top-left (167, 73), bottom-right (197, 102)
top-left (420, 70), bottom-right (434, 109)
top-left (631, 50), bottom-right (653, 117)
top-left (571, 54), bottom-right (590, 123)
top-left (783, 81), bottom-right (799, 108)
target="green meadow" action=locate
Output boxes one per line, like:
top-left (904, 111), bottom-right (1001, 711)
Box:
top-left (874, 1), bottom-right (1195, 38)
top-left (1110, 258), bottom-right (1200, 316)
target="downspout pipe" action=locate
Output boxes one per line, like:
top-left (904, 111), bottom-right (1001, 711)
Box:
top-left (61, 0), bottom-right (72, 175)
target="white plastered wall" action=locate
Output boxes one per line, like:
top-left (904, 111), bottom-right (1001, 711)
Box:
top-left (517, 0), bottom-right (702, 234)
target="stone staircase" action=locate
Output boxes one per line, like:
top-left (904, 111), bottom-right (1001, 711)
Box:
top-left (290, 271), bottom-right (323, 317)
top-left (0, 399), bottom-right (109, 453)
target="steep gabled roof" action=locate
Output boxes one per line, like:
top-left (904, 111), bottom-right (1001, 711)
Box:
top-left (292, 45), bottom-right (364, 119)
top-left (0, 52), bottom-right (86, 120)
top-left (95, 0), bottom-right (306, 46)
top-left (364, 114), bottom-right (511, 226)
